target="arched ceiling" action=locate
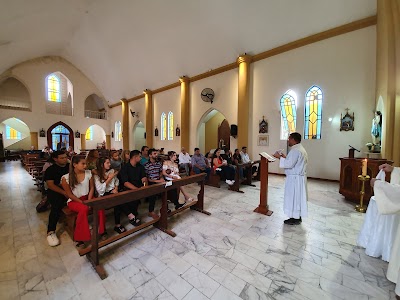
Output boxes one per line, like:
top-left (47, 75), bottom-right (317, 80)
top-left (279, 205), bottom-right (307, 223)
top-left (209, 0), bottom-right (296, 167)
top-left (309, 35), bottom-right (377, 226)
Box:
top-left (0, 0), bottom-right (376, 105)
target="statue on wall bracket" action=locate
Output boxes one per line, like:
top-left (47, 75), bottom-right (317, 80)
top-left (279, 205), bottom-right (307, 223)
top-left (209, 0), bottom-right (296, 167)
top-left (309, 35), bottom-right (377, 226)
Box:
top-left (155, 126), bottom-right (159, 137)
top-left (340, 108), bottom-right (355, 131)
top-left (176, 125), bottom-right (180, 136)
top-left (259, 116), bottom-right (268, 134)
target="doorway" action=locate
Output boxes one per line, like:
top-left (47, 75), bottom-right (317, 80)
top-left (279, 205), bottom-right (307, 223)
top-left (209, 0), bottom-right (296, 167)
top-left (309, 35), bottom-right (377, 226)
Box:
top-left (47, 121), bottom-right (74, 151)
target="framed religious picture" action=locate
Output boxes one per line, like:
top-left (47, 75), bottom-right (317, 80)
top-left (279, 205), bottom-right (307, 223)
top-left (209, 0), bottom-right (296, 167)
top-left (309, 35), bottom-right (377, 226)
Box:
top-left (39, 128), bottom-right (45, 137)
top-left (258, 135), bottom-right (269, 146)
top-left (259, 116), bottom-right (268, 134)
top-left (340, 108), bottom-right (355, 131)
top-left (75, 131), bottom-right (81, 138)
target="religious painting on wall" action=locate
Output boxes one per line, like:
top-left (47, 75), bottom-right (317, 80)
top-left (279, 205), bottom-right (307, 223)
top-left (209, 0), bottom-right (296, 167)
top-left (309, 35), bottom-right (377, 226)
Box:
top-left (75, 131), bottom-right (81, 138)
top-left (340, 109), bottom-right (355, 131)
top-left (258, 135), bottom-right (269, 146)
top-left (259, 116), bottom-right (268, 133)
top-left (39, 128), bottom-right (46, 137)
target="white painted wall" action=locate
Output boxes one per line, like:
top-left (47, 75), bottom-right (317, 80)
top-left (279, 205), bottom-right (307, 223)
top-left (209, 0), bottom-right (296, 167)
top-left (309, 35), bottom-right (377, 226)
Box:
top-left (250, 26), bottom-right (376, 180)
top-left (84, 124), bottom-right (106, 149)
top-left (0, 56), bottom-right (110, 153)
top-left (153, 87), bottom-right (181, 152)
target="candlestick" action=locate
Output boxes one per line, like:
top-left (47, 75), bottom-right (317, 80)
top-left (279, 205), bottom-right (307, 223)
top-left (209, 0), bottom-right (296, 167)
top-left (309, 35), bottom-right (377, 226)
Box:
top-left (361, 159), bottom-right (367, 176)
top-left (355, 174), bottom-right (370, 213)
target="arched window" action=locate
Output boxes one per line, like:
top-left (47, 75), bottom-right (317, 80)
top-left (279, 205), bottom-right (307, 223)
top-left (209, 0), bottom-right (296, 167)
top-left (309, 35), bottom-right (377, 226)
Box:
top-left (47, 74), bottom-right (60, 102)
top-left (6, 125), bottom-right (21, 140)
top-left (115, 121), bottom-right (122, 142)
top-left (168, 111), bottom-right (173, 140)
top-left (280, 90), bottom-right (297, 140)
top-left (304, 85), bottom-right (323, 139)
top-left (51, 124), bottom-right (70, 150)
top-left (85, 126), bottom-right (93, 141)
top-left (161, 112), bottom-right (167, 140)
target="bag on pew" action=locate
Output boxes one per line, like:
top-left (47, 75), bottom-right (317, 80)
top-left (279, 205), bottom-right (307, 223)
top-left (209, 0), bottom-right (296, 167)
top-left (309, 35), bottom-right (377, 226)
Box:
top-left (36, 197), bottom-right (51, 213)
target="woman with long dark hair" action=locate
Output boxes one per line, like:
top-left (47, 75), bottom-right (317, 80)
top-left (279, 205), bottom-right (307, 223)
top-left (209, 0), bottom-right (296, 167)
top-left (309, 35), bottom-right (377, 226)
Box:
top-left (212, 148), bottom-right (235, 185)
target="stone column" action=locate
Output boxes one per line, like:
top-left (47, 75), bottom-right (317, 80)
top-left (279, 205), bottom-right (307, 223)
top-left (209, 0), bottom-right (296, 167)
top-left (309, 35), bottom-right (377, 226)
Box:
top-left (121, 98), bottom-right (129, 150)
top-left (30, 132), bottom-right (38, 149)
top-left (144, 89), bottom-right (153, 148)
top-left (237, 54), bottom-right (252, 150)
top-left (81, 135), bottom-right (86, 150)
top-left (105, 134), bottom-right (111, 149)
top-left (180, 76), bottom-right (190, 150)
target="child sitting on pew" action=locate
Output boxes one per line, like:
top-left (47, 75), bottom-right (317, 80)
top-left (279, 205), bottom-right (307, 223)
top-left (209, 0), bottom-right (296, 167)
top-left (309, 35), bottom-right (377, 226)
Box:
top-left (61, 156), bottom-right (106, 247)
top-left (93, 157), bottom-right (131, 234)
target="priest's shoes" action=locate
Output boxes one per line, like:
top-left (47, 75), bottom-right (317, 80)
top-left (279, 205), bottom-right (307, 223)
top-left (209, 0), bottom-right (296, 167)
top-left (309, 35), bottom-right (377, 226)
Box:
top-left (284, 218), bottom-right (302, 225)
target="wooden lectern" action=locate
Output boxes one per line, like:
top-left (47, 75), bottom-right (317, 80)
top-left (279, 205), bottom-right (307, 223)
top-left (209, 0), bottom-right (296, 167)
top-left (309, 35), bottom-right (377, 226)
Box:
top-left (254, 153), bottom-right (273, 216)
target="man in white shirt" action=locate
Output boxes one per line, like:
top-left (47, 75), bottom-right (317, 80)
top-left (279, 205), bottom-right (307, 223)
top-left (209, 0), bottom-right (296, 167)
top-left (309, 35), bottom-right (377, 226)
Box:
top-left (273, 132), bottom-right (308, 225)
top-left (371, 165), bottom-right (400, 299)
top-left (178, 147), bottom-right (191, 176)
top-left (240, 146), bottom-right (257, 176)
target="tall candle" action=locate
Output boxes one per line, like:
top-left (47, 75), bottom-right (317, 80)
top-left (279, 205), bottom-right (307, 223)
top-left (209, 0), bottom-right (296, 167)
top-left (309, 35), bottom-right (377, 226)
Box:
top-left (362, 159), bottom-right (367, 176)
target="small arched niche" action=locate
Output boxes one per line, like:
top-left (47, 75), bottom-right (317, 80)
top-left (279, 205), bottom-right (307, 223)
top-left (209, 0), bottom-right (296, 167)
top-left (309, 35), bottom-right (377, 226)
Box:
top-left (84, 94), bottom-right (107, 120)
top-left (0, 77), bottom-right (31, 111)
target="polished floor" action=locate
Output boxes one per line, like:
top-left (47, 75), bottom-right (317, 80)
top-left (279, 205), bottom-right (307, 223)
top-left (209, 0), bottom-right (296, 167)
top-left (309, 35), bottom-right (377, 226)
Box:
top-left (0, 161), bottom-right (396, 300)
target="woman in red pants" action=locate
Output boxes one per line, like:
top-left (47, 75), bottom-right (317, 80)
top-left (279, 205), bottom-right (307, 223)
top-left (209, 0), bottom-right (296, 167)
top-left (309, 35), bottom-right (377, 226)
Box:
top-left (61, 156), bottom-right (106, 247)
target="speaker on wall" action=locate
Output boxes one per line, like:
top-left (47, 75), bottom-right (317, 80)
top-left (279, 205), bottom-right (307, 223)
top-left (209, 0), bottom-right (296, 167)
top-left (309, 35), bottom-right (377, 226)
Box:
top-left (230, 124), bottom-right (238, 136)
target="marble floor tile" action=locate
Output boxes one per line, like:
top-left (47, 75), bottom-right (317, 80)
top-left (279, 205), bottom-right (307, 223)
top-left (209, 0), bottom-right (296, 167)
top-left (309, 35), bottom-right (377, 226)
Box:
top-left (0, 279), bottom-right (19, 300)
top-left (101, 272), bottom-right (137, 299)
top-left (231, 263), bottom-right (272, 294)
top-left (294, 279), bottom-right (341, 300)
top-left (210, 285), bottom-right (242, 300)
top-left (156, 268), bottom-right (193, 300)
top-left (182, 251), bottom-right (214, 274)
top-left (136, 278), bottom-right (165, 300)
top-left (181, 266), bottom-right (220, 298)
top-left (182, 288), bottom-right (209, 300)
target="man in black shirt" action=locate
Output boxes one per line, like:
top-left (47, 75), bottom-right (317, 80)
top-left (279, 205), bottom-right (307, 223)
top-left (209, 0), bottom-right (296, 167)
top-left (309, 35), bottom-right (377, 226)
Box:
top-left (45, 151), bottom-right (69, 246)
top-left (119, 150), bottom-right (148, 226)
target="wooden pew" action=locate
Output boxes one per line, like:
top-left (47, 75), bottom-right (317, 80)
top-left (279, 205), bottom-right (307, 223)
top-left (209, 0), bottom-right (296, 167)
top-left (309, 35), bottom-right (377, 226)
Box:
top-left (229, 160), bottom-right (260, 192)
top-left (75, 173), bottom-right (209, 279)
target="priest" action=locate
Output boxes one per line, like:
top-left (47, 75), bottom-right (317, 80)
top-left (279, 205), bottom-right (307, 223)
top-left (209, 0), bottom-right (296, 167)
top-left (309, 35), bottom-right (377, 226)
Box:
top-left (371, 164), bottom-right (400, 299)
top-left (273, 132), bottom-right (308, 225)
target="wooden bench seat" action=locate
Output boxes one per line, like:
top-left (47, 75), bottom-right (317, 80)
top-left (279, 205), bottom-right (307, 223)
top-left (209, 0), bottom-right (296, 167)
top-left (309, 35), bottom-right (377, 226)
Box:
top-left (68, 173), bottom-right (209, 279)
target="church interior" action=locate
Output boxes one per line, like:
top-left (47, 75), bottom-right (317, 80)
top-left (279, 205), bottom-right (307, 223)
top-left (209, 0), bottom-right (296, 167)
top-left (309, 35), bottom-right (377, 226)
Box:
top-left (0, 0), bottom-right (399, 299)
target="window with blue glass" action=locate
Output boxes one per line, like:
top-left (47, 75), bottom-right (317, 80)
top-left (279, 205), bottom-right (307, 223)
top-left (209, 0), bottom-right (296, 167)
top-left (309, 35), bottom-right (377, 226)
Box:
top-left (304, 85), bottom-right (323, 139)
top-left (115, 121), bottom-right (122, 142)
top-left (161, 112), bottom-right (167, 140)
top-left (280, 90), bottom-right (297, 140)
top-left (47, 74), bottom-right (60, 102)
top-left (6, 125), bottom-right (21, 140)
top-left (85, 126), bottom-right (93, 140)
top-left (167, 111), bottom-right (173, 140)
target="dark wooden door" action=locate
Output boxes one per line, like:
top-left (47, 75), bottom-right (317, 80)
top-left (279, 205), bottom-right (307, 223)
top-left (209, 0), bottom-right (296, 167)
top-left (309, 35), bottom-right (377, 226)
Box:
top-left (218, 119), bottom-right (230, 150)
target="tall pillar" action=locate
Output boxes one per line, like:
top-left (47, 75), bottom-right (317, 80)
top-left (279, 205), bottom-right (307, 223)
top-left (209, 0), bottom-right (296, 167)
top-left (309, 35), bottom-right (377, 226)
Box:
top-left (121, 98), bottom-right (130, 150)
top-left (30, 132), bottom-right (38, 149)
top-left (237, 54), bottom-right (252, 150)
top-left (376, 0), bottom-right (400, 165)
top-left (105, 134), bottom-right (111, 149)
top-left (180, 76), bottom-right (190, 150)
top-left (81, 134), bottom-right (86, 150)
top-left (144, 89), bottom-right (153, 148)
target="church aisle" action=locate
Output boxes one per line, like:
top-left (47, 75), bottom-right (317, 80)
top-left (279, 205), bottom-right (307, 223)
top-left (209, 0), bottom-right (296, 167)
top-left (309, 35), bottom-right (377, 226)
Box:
top-left (0, 161), bottom-right (396, 300)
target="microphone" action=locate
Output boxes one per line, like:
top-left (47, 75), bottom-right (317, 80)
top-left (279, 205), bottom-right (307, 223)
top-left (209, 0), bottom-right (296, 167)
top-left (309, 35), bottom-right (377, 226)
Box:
top-left (349, 145), bottom-right (360, 152)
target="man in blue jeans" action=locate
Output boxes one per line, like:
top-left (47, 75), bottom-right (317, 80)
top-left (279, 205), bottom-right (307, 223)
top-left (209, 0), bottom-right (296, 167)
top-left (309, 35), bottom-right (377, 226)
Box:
top-left (191, 148), bottom-right (211, 181)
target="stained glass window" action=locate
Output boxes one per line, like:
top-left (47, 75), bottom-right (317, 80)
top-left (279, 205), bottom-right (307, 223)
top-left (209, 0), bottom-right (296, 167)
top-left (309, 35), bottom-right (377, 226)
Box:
top-left (47, 74), bottom-right (60, 102)
top-left (85, 126), bottom-right (93, 140)
top-left (6, 125), bottom-right (21, 139)
top-left (161, 112), bottom-right (167, 140)
top-left (51, 125), bottom-right (69, 134)
top-left (168, 111), bottom-right (173, 140)
top-left (115, 121), bottom-right (122, 142)
top-left (280, 90), bottom-right (297, 140)
top-left (304, 85), bottom-right (323, 139)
